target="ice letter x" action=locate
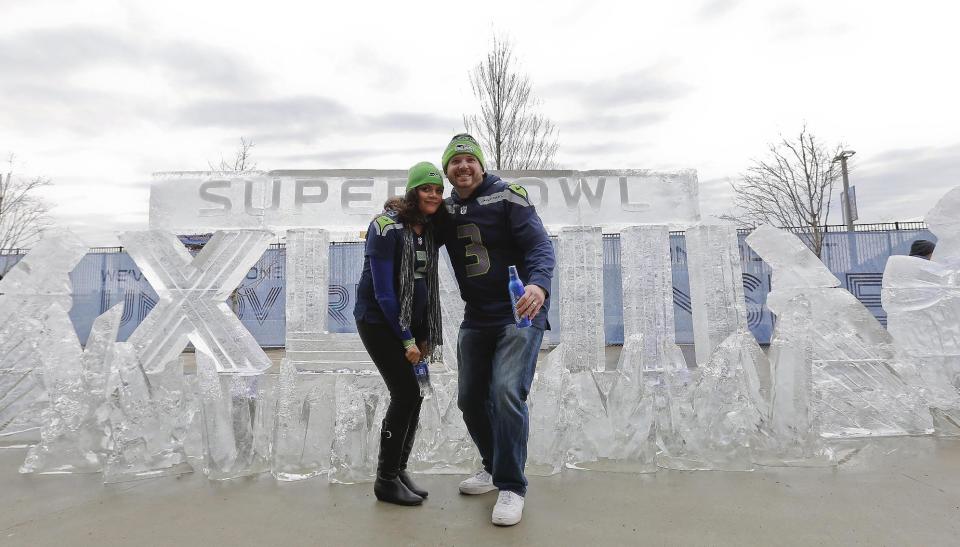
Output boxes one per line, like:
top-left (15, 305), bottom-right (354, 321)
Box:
top-left (121, 229), bottom-right (274, 374)
top-left (0, 229), bottom-right (88, 372)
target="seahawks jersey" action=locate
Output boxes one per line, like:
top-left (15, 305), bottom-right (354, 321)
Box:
top-left (354, 210), bottom-right (430, 341)
top-left (442, 173), bottom-right (555, 329)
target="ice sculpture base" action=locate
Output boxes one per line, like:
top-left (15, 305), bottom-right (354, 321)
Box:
top-left (407, 373), bottom-right (478, 476)
top-left (272, 362), bottom-right (336, 482)
top-left (329, 371), bottom-right (386, 485)
top-left (105, 351), bottom-right (193, 484)
top-left (197, 361), bottom-right (275, 481)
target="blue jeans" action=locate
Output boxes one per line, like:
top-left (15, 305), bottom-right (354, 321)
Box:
top-left (457, 324), bottom-right (543, 496)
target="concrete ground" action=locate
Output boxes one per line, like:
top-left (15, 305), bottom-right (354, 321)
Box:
top-left (2, 347), bottom-right (959, 546)
top-left (2, 439), bottom-right (960, 546)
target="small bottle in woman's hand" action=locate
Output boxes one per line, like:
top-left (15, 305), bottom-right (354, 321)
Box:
top-left (413, 360), bottom-right (432, 398)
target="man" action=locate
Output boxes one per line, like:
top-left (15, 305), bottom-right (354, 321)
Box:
top-left (440, 133), bottom-right (555, 526)
top-left (909, 239), bottom-right (936, 260)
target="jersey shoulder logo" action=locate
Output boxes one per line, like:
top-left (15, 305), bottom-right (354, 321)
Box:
top-left (507, 183), bottom-right (529, 201)
top-left (373, 214), bottom-right (402, 236)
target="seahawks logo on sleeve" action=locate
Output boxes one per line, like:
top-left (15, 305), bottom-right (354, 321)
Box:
top-left (508, 184), bottom-right (529, 202)
top-left (373, 213), bottom-right (404, 236)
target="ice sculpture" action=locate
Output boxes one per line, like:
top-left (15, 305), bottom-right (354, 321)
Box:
top-left (284, 229), bottom-right (331, 369)
top-left (103, 344), bottom-right (193, 483)
top-left (20, 303), bottom-right (123, 474)
top-left (656, 332), bottom-right (762, 471)
top-left (527, 346), bottom-right (570, 475)
top-left (551, 227), bottom-right (608, 469)
top-left (149, 170), bottom-right (701, 235)
top-left (610, 226), bottom-right (673, 471)
top-left (329, 371), bottom-right (388, 484)
top-left (120, 229), bottom-right (274, 375)
top-left (436, 249), bottom-right (464, 374)
top-left (603, 345), bottom-right (658, 470)
top-left (0, 368), bottom-right (44, 444)
top-left (747, 224), bottom-right (932, 438)
top-left (196, 351), bottom-right (274, 479)
top-left (557, 226), bottom-right (605, 373)
top-left (408, 372), bottom-right (478, 474)
top-left (754, 294), bottom-right (835, 465)
top-left (882, 186), bottom-right (960, 435)
top-left (564, 224), bottom-right (677, 472)
top-left (620, 225), bottom-right (675, 373)
top-left (685, 224), bottom-right (748, 365)
top-left (928, 187), bottom-right (960, 266)
top-left (271, 361), bottom-right (336, 480)
top-left (0, 230), bottom-right (87, 442)
top-left (655, 223), bottom-right (769, 470)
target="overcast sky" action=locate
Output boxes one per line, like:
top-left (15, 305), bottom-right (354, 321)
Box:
top-left (3, 0), bottom-right (958, 246)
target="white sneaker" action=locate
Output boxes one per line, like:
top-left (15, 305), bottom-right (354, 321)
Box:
top-left (458, 469), bottom-right (496, 495)
top-left (491, 491), bottom-right (524, 526)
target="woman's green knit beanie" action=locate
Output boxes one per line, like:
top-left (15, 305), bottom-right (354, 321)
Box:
top-left (406, 161), bottom-right (444, 191)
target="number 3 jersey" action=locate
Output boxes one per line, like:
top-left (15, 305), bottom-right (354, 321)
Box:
top-left (442, 173), bottom-right (556, 329)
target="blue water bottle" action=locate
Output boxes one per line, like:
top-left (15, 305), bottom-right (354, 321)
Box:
top-left (508, 265), bottom-right (532, 328)
top-left (414, 360), bottom-right (432, 398)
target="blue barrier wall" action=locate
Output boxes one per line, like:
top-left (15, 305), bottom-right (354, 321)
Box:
top-left (0, 228), bottom-right (934, 346)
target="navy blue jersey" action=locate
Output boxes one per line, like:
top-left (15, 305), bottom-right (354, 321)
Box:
top-left (443, 174), bottom-right (555, 329)
top-left (354, 210), bottom-right (430, 342)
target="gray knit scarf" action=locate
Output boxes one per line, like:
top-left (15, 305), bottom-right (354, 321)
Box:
top-left (397, 223), bottom-right (443, 363)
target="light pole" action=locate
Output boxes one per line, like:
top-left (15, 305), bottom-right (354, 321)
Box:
top-left (833, 150), bottom-right (856, 232)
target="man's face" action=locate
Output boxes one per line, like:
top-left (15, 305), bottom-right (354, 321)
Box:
top-left (446, 153), bottom-right (483, 196)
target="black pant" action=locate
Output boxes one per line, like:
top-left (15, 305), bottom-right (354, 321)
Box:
top-left (356, 320), bottom-right (424, 478)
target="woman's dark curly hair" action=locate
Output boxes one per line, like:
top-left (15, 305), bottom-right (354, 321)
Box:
top-left (383, 187), bottom-right (450, 230)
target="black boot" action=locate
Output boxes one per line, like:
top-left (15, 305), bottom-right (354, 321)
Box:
top-left (398, 470), bottom-right (427, 499)
top-left (398, 402), bottom-right (428, 498)
top-left (374, 476), bottom-right (422, 506)
top-left (375, 419), bottom-right (422, 506)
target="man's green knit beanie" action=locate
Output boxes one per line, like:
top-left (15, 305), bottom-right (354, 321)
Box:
top-left (441, 133), bottom-right (486, 174)
top-left (406, 161), bottom-right (444, 192)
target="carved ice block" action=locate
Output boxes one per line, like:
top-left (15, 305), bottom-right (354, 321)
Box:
top-left (620, 225), bottom-right (674, 374)
top-left (121, 229), bottom-right (274, 374)
top-left (557, 226), bottom-right (604, 373)
top-left (748, 225), bottom-right (932, 438)
top-left (272, 360), bottom-right (336, 480)
top-left (686, 224), bottom-right (748, 365)
top-left (196, 351), bottom-right (274, 480)
top-left (284, 229), bottom-right (330, 367)
top-left (104, 344), bottom-right (193, 483)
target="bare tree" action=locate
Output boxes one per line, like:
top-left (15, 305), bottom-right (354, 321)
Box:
top-left (464, 34), bottom-right (559, 170)
top-left (209, 137), bottom-right (257, 172)
top-left (724, 126), bottom-right (845, 257)
top-left (0, 154), bottom-right (52, 253)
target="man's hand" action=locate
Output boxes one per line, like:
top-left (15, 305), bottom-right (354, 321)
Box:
top-left (515, 284), bottom-right (547, 320)
top-left (405, 344), bottom-right (422, 364)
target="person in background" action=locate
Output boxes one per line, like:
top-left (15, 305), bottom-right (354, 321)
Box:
top-left (909, 239), bottom-right (936, 260)
top-left (353, 162), bottom-right (447, 506)
top-left (439, 133), bottom-right (555, 526)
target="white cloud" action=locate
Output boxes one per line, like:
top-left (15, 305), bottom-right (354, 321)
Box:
top-left (0, 0), bottom-right (958, 244)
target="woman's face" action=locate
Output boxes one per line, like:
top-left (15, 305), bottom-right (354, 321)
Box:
top-left (417, 184), bottom-right (444, 216)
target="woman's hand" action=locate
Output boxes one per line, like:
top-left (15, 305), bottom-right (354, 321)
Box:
top-left (417, 340), bottom-right (431, 358)
top-left (405, 344), bottom-right (422, 364)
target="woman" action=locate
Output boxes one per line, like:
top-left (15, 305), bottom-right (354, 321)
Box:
top-left (354, 161), bottom-right (447, 506)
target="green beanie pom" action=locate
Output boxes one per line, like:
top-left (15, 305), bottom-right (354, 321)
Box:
top-left (442, 133), bottom-right (486, 174)
top-left (406, 161), bottom-right (444, 192)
